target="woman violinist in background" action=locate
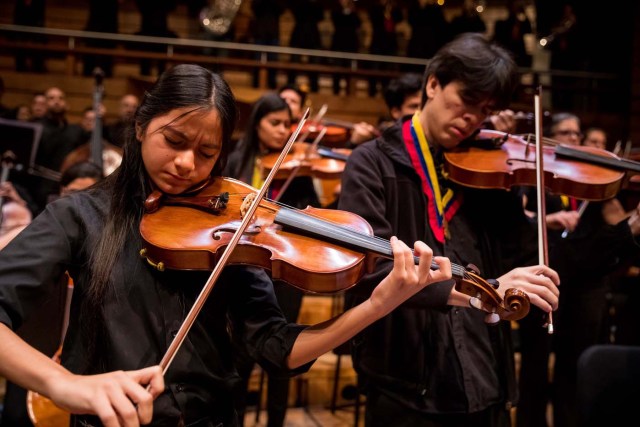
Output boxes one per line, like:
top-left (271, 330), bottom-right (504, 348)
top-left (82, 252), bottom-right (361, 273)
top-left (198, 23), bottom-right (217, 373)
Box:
top-left (224, 92), bottom-right (320, 210)
top-left (0, 64), bottom-right (452, 426)
top-left (224, 91), bottom-right (322, 427)
top-left (278, 82), bottom-right (379, 148)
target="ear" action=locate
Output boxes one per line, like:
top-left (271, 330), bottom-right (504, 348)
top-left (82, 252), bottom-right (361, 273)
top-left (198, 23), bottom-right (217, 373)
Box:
top-left (390, 106), bottom-right (402, 120)
top-left (135, 123), bottom-right (143, 141)
top-left (425, 75), bottom-right (439, 100)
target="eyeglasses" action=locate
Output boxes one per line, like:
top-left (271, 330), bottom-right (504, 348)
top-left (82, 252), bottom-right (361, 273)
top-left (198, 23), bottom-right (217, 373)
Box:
top-left (554, 129), bottom-right (583, 138)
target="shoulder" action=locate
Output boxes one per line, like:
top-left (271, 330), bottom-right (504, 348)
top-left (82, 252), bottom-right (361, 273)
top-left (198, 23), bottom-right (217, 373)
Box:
top-left (45, 187), bottom-right (109, 226)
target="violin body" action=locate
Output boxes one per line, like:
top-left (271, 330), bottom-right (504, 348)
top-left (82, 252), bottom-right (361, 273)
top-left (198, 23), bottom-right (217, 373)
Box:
top-left (293, 121), bottom-right (350, 147)
top-left (26, 347), bottom-right (70, 427)
top-left (140, 177), bottom-right (530, 319)
top-left (27, 391), bottom-right (70, 427)
top-left (140, 177), bottom-right (371, 293)
top-left (444, 129), bottom-right (625, 201)
top-left (259, 142), bottom-right (351, 181)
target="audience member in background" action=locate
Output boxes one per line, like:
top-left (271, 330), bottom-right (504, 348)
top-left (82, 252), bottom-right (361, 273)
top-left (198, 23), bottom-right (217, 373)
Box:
top-left (12, 0), bottom-right (47, 73)
top-left (493, 0), bottom-right (533, 67)
top-left (406, 0), bottom-right (450, 72)
top-left (225, 93), bottom-right (320, 427)
top-left (83, 0), bottom-right (120, 77)
top-left (30, 93), bottom-right (47, 120)
top-left (330, 0), bottom-right (362, 96)
top-left (287, 0), bottom-right (324, 93)
top-left (105, 94), bottom-right (140, 148)
top-left (134, 0), bottom-right (178, 76)
top-left (0, 76), bottom-right (10, 118)
top-left (581, 126), bottom-right (607, 150)
top-left (367, 0), bottom-right (403, 97)
top-left (12, 104), bottom-right (32, 122)
top-left (449, 0), bottom-right (487, 37)
top-left (250, 0), bottom-right (286, 89)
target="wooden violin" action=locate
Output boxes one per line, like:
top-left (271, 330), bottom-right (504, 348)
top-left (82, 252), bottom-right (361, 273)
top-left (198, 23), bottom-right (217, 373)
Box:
top-left (292, 119), bottom-right (352, 147)
top-left (26, 346), bottom-right (70, 427)
top-left (139, 176), bottom-right (530, 320)
top-left (444, 129), bottom-right (630, 201)
top-left (26, 274), bottom-right (74, 426)
top-left (258, 142), bottom-right (351, 181)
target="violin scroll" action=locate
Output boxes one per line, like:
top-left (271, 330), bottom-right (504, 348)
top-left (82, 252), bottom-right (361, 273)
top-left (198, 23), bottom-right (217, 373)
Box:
top-left (455, 266), bottom-right (530, 322)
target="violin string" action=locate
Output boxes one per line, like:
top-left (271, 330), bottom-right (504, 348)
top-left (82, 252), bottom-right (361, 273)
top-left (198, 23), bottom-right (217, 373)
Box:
top-left (518, 133), bottom-right (562, 147)
top-left (252, 195), bottom-right (468, 278)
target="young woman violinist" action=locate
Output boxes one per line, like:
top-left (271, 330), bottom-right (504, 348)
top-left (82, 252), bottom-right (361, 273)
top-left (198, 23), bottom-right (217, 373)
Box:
top-left (0, 64), bottom-right (451, 426)
top-left (225, 92), bottom-right (320, 210)
top-left (224, 92), bottom-right (322, 427)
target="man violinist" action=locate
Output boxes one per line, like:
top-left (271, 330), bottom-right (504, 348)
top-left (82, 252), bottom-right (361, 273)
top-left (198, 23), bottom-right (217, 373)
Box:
top-left (337, 33), bottom-right (560, 427)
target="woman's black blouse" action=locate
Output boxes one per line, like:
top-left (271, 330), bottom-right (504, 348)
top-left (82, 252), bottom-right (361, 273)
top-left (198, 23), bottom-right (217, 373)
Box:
top-left (0, 187), bottom-right (311, 426)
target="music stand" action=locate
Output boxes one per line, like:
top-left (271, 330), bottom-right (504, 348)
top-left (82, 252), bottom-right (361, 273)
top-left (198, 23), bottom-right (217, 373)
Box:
top-left (0, 118), bottom-right (43, 174)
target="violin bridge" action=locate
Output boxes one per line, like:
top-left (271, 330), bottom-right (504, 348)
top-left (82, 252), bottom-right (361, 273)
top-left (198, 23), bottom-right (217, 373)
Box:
top-left (240, 193), bottom-right (257, 218)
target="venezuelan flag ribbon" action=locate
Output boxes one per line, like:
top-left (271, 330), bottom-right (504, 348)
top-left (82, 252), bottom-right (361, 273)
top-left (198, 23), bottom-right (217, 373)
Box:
top-left (403, 113), bottom-right (462, 242)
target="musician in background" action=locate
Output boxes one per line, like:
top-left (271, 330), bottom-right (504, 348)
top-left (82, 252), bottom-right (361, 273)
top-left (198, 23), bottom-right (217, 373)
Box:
top-left (105, 93), bottom-right (140, 148)
top-left (278, 83), bottom-right (378, 148)
top-left (278, 83), bottom-right (307, 123)
top-left (225, 93), bottom-right (321, 426)
top-left (581, 126), bottom-right (607, 150)
top-left (0, 181), bottom-right (33, 251)
top-left (379, 72), bottom-right (423, 131)
top-left (23, 87), bottom-right (84, 213)
top-left (29, 92), bottom-right (47, 121)
top-left (0, 160), bottom-right (103, 427)
top-left (517, 112), bottom-right (640, 427)
top-left (79, 104), bottom-right (107, 145)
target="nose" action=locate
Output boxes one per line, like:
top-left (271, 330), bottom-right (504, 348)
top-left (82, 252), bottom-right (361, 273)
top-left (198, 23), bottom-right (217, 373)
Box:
top-left (462, 110), bottom-right (483, 127)
top-left (174, 150), bottom-right (195, 174)
top-left (276, 123), bottom-right (289, 135)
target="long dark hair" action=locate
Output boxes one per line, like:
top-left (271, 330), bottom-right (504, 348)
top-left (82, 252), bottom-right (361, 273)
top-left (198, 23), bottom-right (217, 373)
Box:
top-left (82, 65), bottom-right (237, 371)
top-left (229, 93), bottom-right (290, 179)
top-left (420, 32), bottom-right (518, 110)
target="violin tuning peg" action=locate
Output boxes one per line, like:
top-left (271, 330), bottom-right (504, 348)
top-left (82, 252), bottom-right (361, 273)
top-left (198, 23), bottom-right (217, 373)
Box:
top-left (465, 263), bottom-right (481, 275)
top-left (487, 278), bottom-right (500, 289)
top-left (469, 296), bottom-right (483, 310)
top-left (484, 313), bottom-right (501, 324)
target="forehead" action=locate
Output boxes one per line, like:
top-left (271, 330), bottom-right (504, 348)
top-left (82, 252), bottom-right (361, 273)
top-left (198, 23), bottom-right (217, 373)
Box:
top-left (261, 109), bottom-right (290, 120)
top-left (46, 88), bottom-right (64, 98)
top-left (280, 90), bottom-right (301, 102)
top-left (152, 107), bottom-right (221, 139)
top-left (122, 95), bottom-right (138, 106)
top-left (443, 80), bottom-right (496, 107)
top-left (555, 118), bottom-right (579, 129)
